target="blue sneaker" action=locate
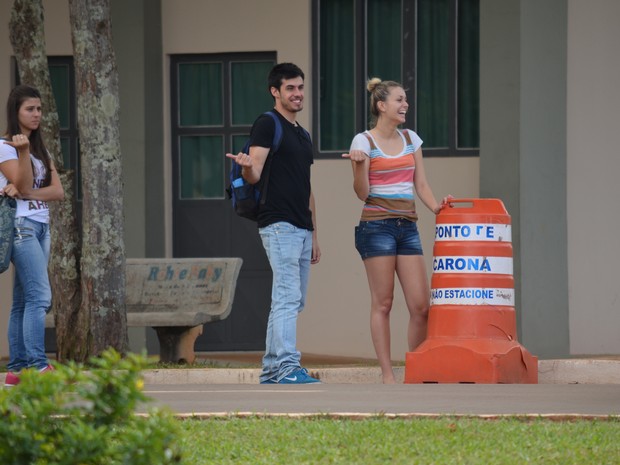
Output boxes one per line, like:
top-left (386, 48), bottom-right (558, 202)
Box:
top-left (260, 378), bottom-right (277, 384)
top-left (278, 368), bottom-right (321, 384)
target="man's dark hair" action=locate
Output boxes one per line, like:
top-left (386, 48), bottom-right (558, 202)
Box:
top-left (268, 62), bottom-right (305, 93)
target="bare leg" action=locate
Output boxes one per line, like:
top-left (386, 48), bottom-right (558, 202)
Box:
top-left (395, 255), bottom-right (430, 351)
top-left (363, 256), bottom-right (397, 384)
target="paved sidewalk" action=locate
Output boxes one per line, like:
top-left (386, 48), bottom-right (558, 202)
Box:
top-left (141, 357), bottom-right (620, 385)
top-left (142, 383), bottom-right (620, 417)
top-left (3, 355), bottom-right (618, 386)
top-left (137, 357), bottom-right (620, 418)
top-left (4, 355), bottom-right (618, 417)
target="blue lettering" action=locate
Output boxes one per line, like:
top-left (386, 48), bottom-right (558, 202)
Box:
top-left (436, 225), bottom-right (452, 239)
top-left (147, 264), bottom-right (214, 282)
top-left (148, 267), bottom-right (159, 281)
top-left (436, 224), bottom-right (501, 240)
top-left (441, 288), bottom-right (495, 300)
top-left (433, 257), bottom-right (492, 272)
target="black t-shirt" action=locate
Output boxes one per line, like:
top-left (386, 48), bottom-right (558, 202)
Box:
top-left (249, 109), bottom-right (314, 230)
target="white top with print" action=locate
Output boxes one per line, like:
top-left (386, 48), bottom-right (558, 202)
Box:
top-left (0, 141), bottom-right (50, 223)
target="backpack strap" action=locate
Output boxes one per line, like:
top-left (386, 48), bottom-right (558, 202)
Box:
top-left (265, 111), bottom-right (284, 153)
top-left (363, 132), bottom-right (377, 151)
top-left (257, 111), bottom-right (283, 206)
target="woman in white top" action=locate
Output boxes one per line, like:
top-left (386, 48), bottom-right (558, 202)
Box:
top-left (0, 85), bottom-right (64, 387)
top-left (343, 78), bottom-right (452, 383)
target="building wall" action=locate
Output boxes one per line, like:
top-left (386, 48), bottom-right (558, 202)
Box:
top-left (519, 0), bottom-right (570, 357)
top-left (159, 0), bottom-right (316, 259)
top-left (479, 0), bottom-right (522, 333)
top-left (566, 0), bottom-right (620, 354)
top-left (158, 0), bottom-right (480, 359)
top-left (481, 0), bottom-right (571, 357)
top-left (2, 0), bottom-right (617, 362)
top-left (480, 0), bottom-right (620, 357)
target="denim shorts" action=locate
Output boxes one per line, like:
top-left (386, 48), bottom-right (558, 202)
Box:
top-left (355, 218), bottom-right (423, 259)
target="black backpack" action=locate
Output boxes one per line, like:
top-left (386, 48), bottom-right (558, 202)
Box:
top-left (227, 111), bottom-right (283, 221)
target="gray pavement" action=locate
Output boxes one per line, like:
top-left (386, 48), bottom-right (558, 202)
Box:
top-left (4, 358), bottom-right (619, 417)
top-left (142, 383), bottom-right (620, 417)
top-left (138, 359), bottom-right (620, 418)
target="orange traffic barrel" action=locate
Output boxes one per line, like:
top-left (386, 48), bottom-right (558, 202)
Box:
top-left (404, 198), bottom-right (538, 384)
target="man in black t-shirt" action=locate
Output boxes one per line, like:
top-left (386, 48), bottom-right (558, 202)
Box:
top-left (226, 63), bottom-right (321, 384)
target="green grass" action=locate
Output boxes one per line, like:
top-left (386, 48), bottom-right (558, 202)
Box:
top-left (176, 416), bottom-right (620, 464)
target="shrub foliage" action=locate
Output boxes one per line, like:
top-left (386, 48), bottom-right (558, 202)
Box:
top-left (0, 349), bottom-right (183, 464)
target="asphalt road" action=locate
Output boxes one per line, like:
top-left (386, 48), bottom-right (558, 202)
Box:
top-left (142, 383), bottom-right (620, 418)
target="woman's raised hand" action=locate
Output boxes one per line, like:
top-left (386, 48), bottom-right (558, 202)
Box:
top-left (341, 150), bottom-right (367, 163)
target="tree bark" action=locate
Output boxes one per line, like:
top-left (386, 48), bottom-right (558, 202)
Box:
top-left (9, 0), bottom-right (84, 361)
top-left (69, 0), bottom-right (128, 355)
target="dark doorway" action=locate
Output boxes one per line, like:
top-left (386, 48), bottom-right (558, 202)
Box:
top-left (170, 52), bottom-right (276, 350)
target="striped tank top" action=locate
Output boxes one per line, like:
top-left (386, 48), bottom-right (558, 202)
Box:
top-left (359, 129), bottom-right (422, 222)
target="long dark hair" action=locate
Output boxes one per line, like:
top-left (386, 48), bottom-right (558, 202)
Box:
top-left (4, 85), bottom-right (52, 187)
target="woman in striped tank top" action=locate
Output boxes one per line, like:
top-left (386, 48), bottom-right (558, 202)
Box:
top-left (343, 78), bottom-right (452, 384)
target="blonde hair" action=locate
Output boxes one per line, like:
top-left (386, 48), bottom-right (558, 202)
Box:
top-left (367, 77), bottom-right (403, 128)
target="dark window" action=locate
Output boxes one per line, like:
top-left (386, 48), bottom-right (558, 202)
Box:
top-left (313, 0), bottom-right (479, 157)
top-left (48, 57), bottom-right (80, 199)
top-left (170, 53), bottom-right (276, 200)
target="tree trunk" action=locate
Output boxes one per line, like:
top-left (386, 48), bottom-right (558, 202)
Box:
top-left (9, 0), bottom-right (84, 361)
top-left (69, 0), bottom-right (128, 355)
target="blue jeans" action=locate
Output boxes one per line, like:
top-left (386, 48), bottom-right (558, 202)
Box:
top-left (8, 217), bottom-right (52, 371)
top-left (258, 222), bottom-right (312, 382)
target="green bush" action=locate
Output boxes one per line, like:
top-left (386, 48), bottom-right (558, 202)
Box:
top-left (0, 349), bottom-right (183, 464)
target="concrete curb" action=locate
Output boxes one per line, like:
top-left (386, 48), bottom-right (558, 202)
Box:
top-left (3, 359), bottom-right (617, 386)
top-left (537, 359), bottom-right (620, 384)
top-left (140, 359), bottom-right (620, 385)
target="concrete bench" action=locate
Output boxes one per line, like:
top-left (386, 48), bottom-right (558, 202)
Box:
top-left (46, 257), bottom-right (242, 364)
